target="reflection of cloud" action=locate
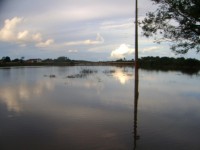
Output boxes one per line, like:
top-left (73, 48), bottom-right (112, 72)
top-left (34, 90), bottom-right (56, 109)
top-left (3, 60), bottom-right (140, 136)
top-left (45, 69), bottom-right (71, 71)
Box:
top-left (65, 77), bottom-right (104, 94)
top-left (112, 69), bottom-right (133, 85)
top-left (111, 44), bottom-right (134, 59)
top-left (0, 87), bottom-right (22, 112)
top-left (84, 80), bottom-right (104, 94)
top-left (0, 80), bottom-right (54, 113)
top-left (19, 85), bottom-right (30, 100)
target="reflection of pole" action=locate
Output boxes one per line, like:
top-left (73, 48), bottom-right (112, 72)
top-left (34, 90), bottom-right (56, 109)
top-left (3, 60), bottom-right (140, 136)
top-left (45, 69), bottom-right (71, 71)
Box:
top-left (133, 66), bottom-right (139, 150)
top-left (134, 0), bottom-right (139, 149)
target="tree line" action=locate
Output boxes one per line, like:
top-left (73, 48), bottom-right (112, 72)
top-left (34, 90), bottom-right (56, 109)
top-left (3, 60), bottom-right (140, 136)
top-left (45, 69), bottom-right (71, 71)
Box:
top-left (138, 56), bottom-right (200, 71)
top-left (1, 56), bottom-right (200, 69)
top-left (0, 56), bottom-right (73, 63)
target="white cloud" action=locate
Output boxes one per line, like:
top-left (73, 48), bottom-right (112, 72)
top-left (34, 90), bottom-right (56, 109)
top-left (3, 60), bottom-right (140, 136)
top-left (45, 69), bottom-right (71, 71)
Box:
top-left (36, 39), bottom-right (54, 47)
top-left (111, 44), bottom-right (134, 59)
top-left (142, 46), bottom-right (160, 52)
top-left (32, 33), bottom-right (42, 42)
top-left (0, 17), bottom-right (54, 48)
top-left (0, 17), bottom-right (23, 41)
top-left (101, 22), bottom-right (133, 30)
top-left (65, 33), bottom-right (104, 46)
top-left (17, 30), bottom-right (29, 40)
top-left (68, 49), bottom-right (78, 53)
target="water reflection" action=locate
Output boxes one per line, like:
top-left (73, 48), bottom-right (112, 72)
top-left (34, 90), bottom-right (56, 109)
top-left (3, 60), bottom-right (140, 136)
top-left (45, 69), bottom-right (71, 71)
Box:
top-left (133, 66), bottom-right (139, 150)
top-left (0, 66), bottom-right (200, 150)
top-left (0, 79), bottom-right (55, 112)
top-left (67, 68), bottom-right (98, 78)
top-left (103, 68), bottom-right (133, 85)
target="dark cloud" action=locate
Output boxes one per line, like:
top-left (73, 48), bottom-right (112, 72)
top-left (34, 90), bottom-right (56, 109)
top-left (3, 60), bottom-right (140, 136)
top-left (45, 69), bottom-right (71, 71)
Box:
top-left (0, 0), bottom-right (5, 11)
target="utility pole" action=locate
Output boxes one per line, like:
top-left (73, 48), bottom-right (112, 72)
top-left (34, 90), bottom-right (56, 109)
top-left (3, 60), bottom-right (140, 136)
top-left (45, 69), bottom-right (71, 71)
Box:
top-left (133, 0), bottom-right (139, 149)
top-left (135, 0), bottom-right (138, 71)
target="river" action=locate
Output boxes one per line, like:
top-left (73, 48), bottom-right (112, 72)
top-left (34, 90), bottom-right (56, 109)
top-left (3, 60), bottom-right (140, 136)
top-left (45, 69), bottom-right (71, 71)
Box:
top-left (0, 66), bottom-right (199, 150)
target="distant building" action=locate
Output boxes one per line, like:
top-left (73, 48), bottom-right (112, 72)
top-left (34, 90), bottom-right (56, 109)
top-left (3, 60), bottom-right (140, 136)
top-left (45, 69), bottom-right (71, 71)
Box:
top-left (26, 59), bottom-right (42, 63)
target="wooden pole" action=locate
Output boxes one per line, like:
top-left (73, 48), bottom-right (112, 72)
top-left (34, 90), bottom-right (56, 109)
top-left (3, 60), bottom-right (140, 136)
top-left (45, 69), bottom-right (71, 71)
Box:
top-left (135, 0), bottom-right (138, 70)
top-left (133, 0), bottom-right (139, 149)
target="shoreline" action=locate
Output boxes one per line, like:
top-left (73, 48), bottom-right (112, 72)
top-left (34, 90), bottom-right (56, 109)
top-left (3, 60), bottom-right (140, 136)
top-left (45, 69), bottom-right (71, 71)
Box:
top-left (1, 62), bottom-right (200, 73)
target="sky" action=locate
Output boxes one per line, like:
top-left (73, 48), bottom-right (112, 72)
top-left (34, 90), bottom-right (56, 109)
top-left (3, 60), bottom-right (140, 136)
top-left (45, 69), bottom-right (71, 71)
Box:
top-left (0, 0), bottom-right (199, 61)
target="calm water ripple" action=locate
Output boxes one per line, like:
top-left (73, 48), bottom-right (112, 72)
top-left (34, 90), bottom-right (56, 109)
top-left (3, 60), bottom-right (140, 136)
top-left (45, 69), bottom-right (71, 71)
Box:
top-left (0, 66), bottom-right (199, 150)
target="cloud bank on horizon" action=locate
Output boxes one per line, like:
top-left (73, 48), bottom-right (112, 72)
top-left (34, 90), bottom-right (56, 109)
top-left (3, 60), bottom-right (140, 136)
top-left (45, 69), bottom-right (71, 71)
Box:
top-left (0, 0), bottom-right (198, 60)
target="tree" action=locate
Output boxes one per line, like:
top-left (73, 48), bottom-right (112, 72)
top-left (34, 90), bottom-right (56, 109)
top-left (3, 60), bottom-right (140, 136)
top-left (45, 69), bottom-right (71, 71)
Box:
top-left (55, 56), bottom-right (70, 62)
top-left (2, 56), bottom-right (11, 62)
top-left (141, 0), bottom-right (200, 54)
top-left (20, 56), bottom-right (25, 63)
top-left (12, 58), bottom-right (20, 62)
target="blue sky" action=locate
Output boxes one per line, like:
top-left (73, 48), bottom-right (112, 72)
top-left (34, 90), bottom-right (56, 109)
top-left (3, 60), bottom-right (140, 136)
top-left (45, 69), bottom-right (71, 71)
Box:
top-left (0, 0), bottom-right (199, 61)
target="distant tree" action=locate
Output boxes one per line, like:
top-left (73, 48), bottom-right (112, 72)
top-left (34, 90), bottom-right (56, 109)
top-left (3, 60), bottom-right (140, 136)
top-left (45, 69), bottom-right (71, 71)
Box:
top-left (116, 59), bottom-right (124, 62)
top-left (43, 58), bottom-right (54, 63)
top-left (20, 56), bottom-right (25, 63)
top-left (55, 56), bottom-right (70, 62)
top-left (12, 58), bottom-right (20, 62)
top-left (141, 0), bottom-right (200, 54)
top-left (139, 56), bottom-right (200, 68)
top-left (2, 56), bottom-right (11, 62)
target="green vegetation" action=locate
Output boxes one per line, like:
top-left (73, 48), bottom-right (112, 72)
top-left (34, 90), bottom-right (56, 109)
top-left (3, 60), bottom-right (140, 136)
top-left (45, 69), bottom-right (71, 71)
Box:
top-left (1, 56), bottom-right (11, 63)
top-left (142, 0), bottom-right (200, 54)
top-left (139, 56), bottom-right (200, 68)
top-left (138, 56), bottom-right (200, 74)
top-left (0, 56), bottom-right (200, 73)
top-left (0, 56), bottom-right (75, 66)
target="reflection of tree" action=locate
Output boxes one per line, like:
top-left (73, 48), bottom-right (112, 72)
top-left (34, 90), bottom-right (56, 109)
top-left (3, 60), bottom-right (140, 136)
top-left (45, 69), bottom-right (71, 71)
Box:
top-left (133, 65), bottom-right (139, 150)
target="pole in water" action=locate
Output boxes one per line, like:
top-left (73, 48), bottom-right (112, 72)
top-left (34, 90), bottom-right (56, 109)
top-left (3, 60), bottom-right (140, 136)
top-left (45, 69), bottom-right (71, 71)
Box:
top-left (135, 0), bottom-right (138, 71)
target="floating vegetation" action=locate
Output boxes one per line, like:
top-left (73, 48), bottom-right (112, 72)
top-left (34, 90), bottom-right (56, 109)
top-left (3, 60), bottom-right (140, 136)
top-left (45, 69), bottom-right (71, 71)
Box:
top-left (103, 70), bottom-right (116, 74)
top-left (80, 69), bottom-right (98, 74)
top-left (44, 74), bottom-right (56, 78)
top-left (49, 74), bottom-right (56, 78)
top-left (67, 74), bottom-right (85, 78)
top-left (67, 69), bottom-right (98, 79)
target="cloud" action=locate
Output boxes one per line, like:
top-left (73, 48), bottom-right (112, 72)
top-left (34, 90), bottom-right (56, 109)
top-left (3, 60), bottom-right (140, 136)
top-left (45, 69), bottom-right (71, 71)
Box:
top-left (68, 49), bottom-right (78, 53)
top-left (142, 46), bottom-right (160, 52)
top-left (101, 22), bottom-right (133, 30)
top-left (0, 17), bottom-right (23, 41)
top-left (17, 30), bottom-right (29, 40)
top-left (65, 33), bottom-right (104, 46)
top-left (28, 0), bottom-right (133, 25)
top-left (0, 17), bottom-right (54, 48)
top-left (36, 39), bottom-right (54, 47)
top-left (32, 33), bottom-right (42, 42)
top-left (111, 44), bottom-right (134, 59)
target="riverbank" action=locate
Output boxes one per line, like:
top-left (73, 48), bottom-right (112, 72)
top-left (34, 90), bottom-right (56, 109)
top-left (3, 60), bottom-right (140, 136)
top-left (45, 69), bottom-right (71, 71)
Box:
top-left (1, 56), bottom-right (200, 75)
top-left (0, 61), bottom-right (134, 67)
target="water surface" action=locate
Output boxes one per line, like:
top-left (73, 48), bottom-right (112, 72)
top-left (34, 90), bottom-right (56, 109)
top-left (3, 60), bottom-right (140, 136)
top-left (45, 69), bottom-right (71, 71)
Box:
top-left (0, 66), bottom-right (199, 150)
